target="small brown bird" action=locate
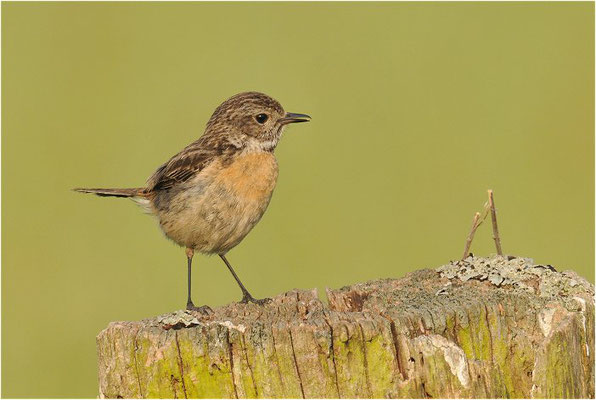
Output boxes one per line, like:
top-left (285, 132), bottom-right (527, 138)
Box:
top-left (75, 92), bottom-right (310, 311)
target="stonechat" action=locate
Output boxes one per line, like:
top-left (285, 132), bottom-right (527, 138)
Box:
top-left (75, 92), bottom-right (310, 311)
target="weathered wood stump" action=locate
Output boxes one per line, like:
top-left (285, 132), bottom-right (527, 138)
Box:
top-left (97, 256), bottom-right (595, 398)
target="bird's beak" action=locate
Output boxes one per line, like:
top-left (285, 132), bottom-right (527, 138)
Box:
top-left (279, 112), bottom-right (311, 125)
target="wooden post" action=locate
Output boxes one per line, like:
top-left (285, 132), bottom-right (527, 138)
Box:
top-left (97, 256), bottom-right (594, 399)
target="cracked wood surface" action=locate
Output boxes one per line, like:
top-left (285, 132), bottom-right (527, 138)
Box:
top-left (97, 256), bottom-right (595, 398)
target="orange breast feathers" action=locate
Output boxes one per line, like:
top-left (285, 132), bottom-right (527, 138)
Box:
top-left (214, 152), bottom-right (279, 202)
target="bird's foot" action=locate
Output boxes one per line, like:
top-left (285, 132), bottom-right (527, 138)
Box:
top-left (240, 293), bottom-right (272, 305)
top-left (186, 302), bottom-right (213, 315)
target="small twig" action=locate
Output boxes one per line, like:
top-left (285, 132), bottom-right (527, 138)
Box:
top-left (461, 203), bottom-right (490, 260)
top-left (488, 189), bottom-right (503, 255)
top-left (462, 212), bottom-right (479, 260)
top-left (478, 201), bottom-right (490, 225)
top-left (462, 212), bottom-right (481, 260)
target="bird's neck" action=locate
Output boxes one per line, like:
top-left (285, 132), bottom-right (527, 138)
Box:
top-left (201, 130), bottom-right (279, 154)
top-left (245, 137), bottom-right (278, 153)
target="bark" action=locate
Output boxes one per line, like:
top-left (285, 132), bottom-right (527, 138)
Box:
top-left (97, 256), bottom-right (595, 398)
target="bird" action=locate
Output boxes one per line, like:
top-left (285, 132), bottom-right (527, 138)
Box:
top-left (74, 92), bottom-right (311, 312)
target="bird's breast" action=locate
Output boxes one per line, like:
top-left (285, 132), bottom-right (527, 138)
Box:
top-left (157, 151), bottom-right (279, 253)
top-left (213, 151), bottom-right (279, 202)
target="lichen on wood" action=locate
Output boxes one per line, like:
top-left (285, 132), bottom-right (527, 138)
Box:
top-left (97, 256), bottom-right (595, 398)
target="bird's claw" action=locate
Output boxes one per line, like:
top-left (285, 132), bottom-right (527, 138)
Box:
top-left (186, 302), bottom-right (213, 315)
top-left (240, 294), bottom-right (272, 305)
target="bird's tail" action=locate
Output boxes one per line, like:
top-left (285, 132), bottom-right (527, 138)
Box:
top-left (73, 187), bottom-right (147, 198)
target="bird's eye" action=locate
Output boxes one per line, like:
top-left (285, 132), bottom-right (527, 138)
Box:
top-left (255, 114), bottom-right (269, 124)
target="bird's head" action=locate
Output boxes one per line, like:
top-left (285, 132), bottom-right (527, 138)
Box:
top-left (205, 92), bottom-right (310, 151)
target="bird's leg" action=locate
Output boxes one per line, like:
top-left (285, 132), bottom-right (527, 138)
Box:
top-left (218, 254), bottom-right (271, 305)
top-left (185, 248), bottom-right (212, 314)
top-left (186, 248), bottom-right (195, 308)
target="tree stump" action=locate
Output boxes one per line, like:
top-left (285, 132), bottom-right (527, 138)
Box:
top-left (97, 256), bottom-right (595, 398)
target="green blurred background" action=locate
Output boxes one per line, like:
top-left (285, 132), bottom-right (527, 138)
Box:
top-left (2, 2), bottom-right (594, 398)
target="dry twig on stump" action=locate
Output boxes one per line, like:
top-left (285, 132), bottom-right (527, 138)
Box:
top-left (461, 203), bottom-right (490, 260)
top-left (488, 189), bottom-right (503, 255)
top-left (461, 189), bottom-right (504, 260)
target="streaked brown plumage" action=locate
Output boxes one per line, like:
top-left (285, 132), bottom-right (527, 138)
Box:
top-left (75, 92), bottom-right (310, 310)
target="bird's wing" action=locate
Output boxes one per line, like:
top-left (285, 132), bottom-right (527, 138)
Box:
top-left (146, 140), bottom-right (221, 192)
